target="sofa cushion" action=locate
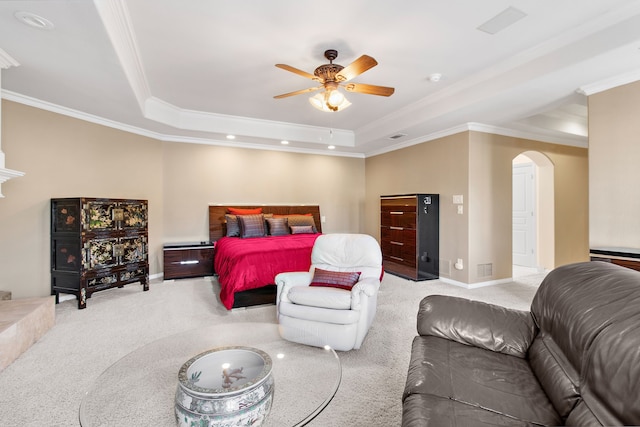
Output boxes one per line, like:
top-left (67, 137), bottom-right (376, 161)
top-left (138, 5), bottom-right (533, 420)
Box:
top-left (279, 299), bottom-right (359, 324)
top-left (403, 335), bottom-right (561, 426)
top-left (402, 393), bottom-right (536, 427)
top-left (287, 286), bottom-right (352, 310)
top-left (417, 295), bottom-right (536, 358)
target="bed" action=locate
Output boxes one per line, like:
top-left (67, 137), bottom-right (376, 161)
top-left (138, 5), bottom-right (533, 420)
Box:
top-left (208, 205), bottom-right (322, 309)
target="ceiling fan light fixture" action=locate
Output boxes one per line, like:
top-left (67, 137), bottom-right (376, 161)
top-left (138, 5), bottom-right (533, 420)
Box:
top-left (309, 90), bottom-right (351, 112)
top-left (326, 88), bottom-right (345, 108)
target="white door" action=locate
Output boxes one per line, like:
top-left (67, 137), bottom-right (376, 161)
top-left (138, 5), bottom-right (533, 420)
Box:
top-left (513, 163), bottom-right (536, 267)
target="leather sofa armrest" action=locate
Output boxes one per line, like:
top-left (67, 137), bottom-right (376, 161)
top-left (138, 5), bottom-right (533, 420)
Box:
top-left (417, 295), bottom-right (537, 358)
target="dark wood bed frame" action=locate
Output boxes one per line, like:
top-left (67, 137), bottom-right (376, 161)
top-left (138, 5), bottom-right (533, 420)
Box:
top-left (208, 204), bottom-right (322, 308)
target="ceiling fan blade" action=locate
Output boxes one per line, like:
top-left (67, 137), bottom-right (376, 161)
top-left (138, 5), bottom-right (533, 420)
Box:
top-left (275, 64), bottom-right (319, 81)
top-left (335, 55), bottom-right (378, 82)
top-left (344, 83), bottom-right (395, 97)
top-left (274, 86), bottom-right (322, 99)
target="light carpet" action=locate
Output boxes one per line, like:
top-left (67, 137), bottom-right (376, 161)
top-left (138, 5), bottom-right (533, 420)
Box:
top-left (0, 270), bottom-right (545, 427)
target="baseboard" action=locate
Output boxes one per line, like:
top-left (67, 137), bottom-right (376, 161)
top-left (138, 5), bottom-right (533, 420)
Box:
top-left (440, 277), bottom-right (513, 289)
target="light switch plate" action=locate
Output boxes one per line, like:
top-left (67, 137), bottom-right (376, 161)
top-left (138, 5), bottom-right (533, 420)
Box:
top-left (453, 195), bottom-right (463, 204)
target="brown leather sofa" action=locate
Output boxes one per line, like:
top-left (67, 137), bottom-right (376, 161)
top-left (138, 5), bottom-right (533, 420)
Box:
top-left (402, 261), bottom-right (640, 426)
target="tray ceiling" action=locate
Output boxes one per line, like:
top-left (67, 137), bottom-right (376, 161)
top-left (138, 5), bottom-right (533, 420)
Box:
top-left (2, 0), bottom-right (640, 157)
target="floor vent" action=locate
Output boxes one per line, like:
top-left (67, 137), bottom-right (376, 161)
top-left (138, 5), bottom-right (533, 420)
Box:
top-left (477, 263), bottom-right (493, 278)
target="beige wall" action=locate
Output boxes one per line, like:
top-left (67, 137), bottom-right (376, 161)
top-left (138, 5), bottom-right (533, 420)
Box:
top-left (0, 98), bottom-right (589, 298)
top-left (365, 133), bottom-right (470, 282)
top-left (365, 130), bottom-right (588, 285)
top-left (0, 101), bottom-right (163, 298)
top-left (0, 100), bottom-right (365, 299)
top-left (588, 80), bottom-right (640, 248)
top-left (162, 142), bottom-right (365, 242)
top-left (469, 132), bottom-right (589, 280)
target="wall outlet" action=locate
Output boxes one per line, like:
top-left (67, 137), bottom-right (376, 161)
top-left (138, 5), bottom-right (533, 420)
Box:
top-left (457, 205), bottom-right (464, 214)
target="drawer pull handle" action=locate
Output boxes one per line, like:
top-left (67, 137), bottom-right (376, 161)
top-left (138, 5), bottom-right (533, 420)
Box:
top-left (179, 260), bottom-right (199, 265)
top-left (390, 211), bottom-right (404, 215)
top-left (390, 256), bottom-right (404, 261)
top-left (390, 226), bottom-right (403, 230)
top-left (391, 241), bottom-right (404, 246)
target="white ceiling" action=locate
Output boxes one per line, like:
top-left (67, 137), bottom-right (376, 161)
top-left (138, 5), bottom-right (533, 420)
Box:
top-left (2, 0), bottom-right (640, 157)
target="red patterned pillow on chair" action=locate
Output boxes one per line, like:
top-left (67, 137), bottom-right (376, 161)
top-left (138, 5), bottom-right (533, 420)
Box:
top-left (309, 268), bottom-right (361, 290)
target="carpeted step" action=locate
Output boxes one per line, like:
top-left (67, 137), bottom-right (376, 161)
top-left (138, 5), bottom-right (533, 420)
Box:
top-left (0, 296), bottom-right (55, 371)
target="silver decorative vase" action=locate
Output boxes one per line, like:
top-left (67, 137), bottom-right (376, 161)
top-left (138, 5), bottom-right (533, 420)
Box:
top-left (175, 346), bottom-right (274, 427)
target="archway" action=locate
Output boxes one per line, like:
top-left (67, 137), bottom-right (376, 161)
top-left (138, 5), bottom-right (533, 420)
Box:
top-left (512, 151), bottom-right (554, 276)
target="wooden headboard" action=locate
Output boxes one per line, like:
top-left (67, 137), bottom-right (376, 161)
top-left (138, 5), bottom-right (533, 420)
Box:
top-left (208, 205), bottom-right (322, 242)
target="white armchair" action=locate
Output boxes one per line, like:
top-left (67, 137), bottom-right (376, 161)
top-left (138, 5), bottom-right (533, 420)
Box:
top-left (275, 233), bottom-right (383, 351)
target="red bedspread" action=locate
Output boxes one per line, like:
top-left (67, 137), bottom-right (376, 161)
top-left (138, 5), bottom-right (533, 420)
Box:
top-left (214, 233), bottom-right (320, 309)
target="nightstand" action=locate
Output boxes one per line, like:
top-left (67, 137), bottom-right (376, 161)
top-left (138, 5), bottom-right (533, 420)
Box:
top-left (163, 242), bottom-right (215, 280)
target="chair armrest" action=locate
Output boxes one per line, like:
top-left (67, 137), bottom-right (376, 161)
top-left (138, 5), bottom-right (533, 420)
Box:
top-left (417, 295), bottom-right (537, 358)
top-left (275, 271), bottom-right (312, 304)
top-left (350, 277), bottom-right (380, 308)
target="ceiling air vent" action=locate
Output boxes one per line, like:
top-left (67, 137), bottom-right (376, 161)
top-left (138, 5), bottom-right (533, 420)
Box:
top-left (388, 133), bottom-right (407, 140)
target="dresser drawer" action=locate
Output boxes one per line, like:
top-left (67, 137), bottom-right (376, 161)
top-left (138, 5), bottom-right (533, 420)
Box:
top-left (381, 240), bottom-right (416, 268)
top-left (380, 211), bottom-right (416, 229)
top-left (381, 204), bottom-right (416, 213)
top-left (163, 245), bottom-right (214, 279)
top-left (381, 227), bottom-right (417, 246)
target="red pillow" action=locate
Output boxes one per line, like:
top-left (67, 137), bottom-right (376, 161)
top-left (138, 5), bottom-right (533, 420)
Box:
top-left (309, 268), bottom-right (361, 290)
top-left (227, 207), bottom-right (262, 215)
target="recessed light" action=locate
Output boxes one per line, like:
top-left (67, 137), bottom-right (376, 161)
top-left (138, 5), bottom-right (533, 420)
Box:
top-left (15, 11), bottom-right (54, 30)
top-left (281, 140), bottom-right (289, 145)
top-left (328, 145), bottom-right (335, 150)
top-left (226, 135), bottom-right (235, 140)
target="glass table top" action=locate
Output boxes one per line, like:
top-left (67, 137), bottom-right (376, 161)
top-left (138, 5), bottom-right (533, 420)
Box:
top-left (79, 322), bottom-right (341, 426)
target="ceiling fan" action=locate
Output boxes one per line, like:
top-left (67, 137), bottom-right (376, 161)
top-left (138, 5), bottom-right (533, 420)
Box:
top-left (274, 49), bottom-right (395, 112)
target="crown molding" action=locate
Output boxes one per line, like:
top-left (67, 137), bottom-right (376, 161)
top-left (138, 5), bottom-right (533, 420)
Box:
top-left (144, 96), bottom-right (355, 147)
top-left (94, 0), bottom-right (151, 107)
top-left (468, 123), bottom-right (588, 148)
top-left (0, 48), bottom-right (19, 69)
top-left (0, 167), bottom-right (25, 197)
top-left (364, 122), bottom-right (587, 158)
top-left (1, 90), bottom-right (363, 158)
top-left (365, 124), bottom-right (474, 157)
top-left (577, 69), bottom-right (640, 96)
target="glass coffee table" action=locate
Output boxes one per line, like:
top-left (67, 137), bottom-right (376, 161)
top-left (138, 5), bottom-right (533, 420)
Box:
top-left (79, 322), bottom-right (341, 426)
